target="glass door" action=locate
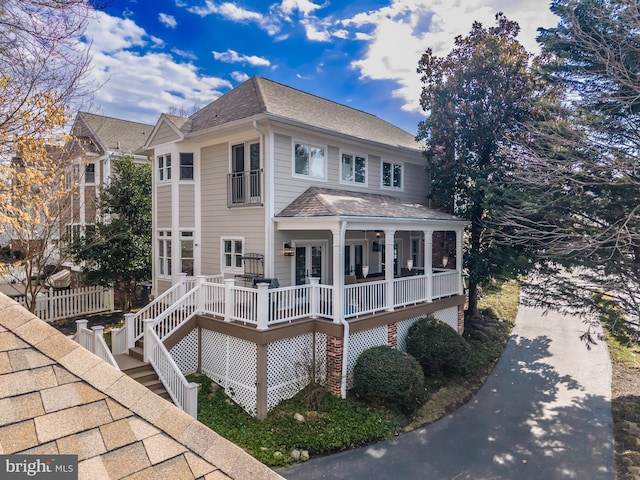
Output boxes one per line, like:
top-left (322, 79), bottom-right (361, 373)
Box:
top-left (294, 244), bottom-right (324, 285)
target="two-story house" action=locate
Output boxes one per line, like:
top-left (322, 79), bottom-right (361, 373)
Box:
top-left (61, 112), bottom-right (153, 273)
top-left (110, 77), bottom-right (468, 419)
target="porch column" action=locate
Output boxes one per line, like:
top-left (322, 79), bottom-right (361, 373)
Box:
top-left (456, 228), bottom-right (464, 295)
top-left (332, 222), bottom-right (347, 324)
top-left (424, 229), bottom-right (433, 303)
top-left (384, 229), bottom-right (395, 312)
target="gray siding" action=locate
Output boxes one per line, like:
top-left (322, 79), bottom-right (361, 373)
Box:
top-left (156, 186), bottom-right (172, 229)
top-left (272, 132), bottom-right (428, 215)
top-left (200, 143), bottom-right (266, 277)
top-left (151, 122), bottom-right (181, 147)
top-left (179, 184), bottom-right (195, 228)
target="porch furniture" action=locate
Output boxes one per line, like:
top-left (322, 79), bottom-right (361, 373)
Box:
top-left (235, 253), bottom-right (264, 286)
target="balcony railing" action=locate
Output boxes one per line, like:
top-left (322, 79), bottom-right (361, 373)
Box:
top-left (227, 169), bottom-right (263, 207)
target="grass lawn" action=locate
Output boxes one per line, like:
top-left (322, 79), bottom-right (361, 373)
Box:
top-left (188, 279), bottom-right (520, 467)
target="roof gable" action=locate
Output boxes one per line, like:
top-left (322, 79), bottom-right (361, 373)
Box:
top-left (75, 112), bottom-right (153, 156)
top-left (181, 77), bottom-right (421, 151)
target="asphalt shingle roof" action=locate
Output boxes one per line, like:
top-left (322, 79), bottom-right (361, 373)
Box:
top-left (0, 294), bottom-right (284, 480)
top-left (275, 187), bottom-right (465, 222)
top-left (180, 77), bottom-right (421, 151)
top-left (76, 112), bottom-right (154, 155)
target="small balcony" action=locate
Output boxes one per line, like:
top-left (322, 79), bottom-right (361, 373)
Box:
top-left (227, 169), bottom-right (263, 207)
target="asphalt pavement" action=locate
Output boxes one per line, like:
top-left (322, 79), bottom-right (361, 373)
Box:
top-left (278, 303), bottom-right (615, 480)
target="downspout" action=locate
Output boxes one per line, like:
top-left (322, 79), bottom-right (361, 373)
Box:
top-left (337, 221), bottom-right (349, 398)
top-left (253, 120), bottom-right (273, 277)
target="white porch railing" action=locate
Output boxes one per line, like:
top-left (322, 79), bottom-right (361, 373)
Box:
top-left (75, 320), bottom-right (119, 370)
top-left (345, 279), bottom-right (386, 318)
top-left (15, 286), bottom-right (114, 323)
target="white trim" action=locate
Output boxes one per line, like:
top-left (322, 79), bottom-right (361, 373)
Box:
top-left (291, 138), bottom-right (328, 182)
top-left (380, 159), bottom-right (404, 191)
top-left (220, 236), bottom-right (245, 274)
top-left (339, 150), bottom-right (368, 187)
top-left (194, 148), bottom-right (201, 277)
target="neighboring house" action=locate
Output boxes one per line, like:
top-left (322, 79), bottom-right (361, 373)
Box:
top-left (99, 77), bottom-right (468, 419)
top-left (0, 293), bottom-right (283, 480)
top-left (60, 112), bottom-right (153, 271)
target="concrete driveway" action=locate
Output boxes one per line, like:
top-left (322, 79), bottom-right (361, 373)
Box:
top-left (279, 303), bottom-right (614, 480)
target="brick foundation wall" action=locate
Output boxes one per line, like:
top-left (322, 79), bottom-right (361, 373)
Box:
top-left (326, 335), bottom-right (344, 397)
top-left (458, 304), bottom-right (465, 334)
top-left (388, 323), bottom-right (397, 348)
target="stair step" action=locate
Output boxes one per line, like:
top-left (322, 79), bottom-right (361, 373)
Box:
top-left (128, 347), bottom-right (144, 361)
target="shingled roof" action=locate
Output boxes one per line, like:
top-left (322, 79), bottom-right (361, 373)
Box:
top-left (75, 112), bottom-right (154, 156)
top-left (178, 77), bottom-right (421, 151)
top-left (0, 294), bottom-right (283, 480)
top-left (275, 187), bottom-right (465, 222)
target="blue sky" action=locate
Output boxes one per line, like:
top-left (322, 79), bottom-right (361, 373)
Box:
top-left (87, 0), bottom-right (559, 134)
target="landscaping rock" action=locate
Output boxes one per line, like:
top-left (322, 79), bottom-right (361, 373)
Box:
top-left (294, 412), bottom-right (305, 423)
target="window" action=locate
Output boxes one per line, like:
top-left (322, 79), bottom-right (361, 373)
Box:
top-left (158, 230), bottom-right (172, 276)
top-left (180, 153), bottom-right (193, 180)
top-left (382, 161), bottom-right (403, 189)
top-left (85, 163), bottom-right (95, 184)
top-left (341, 153), bottom-right (367, 185)
top-left (180, 231), bottom-right (194, 276)
top-left (230, 142), bottom-right (261, 205)
top-left (158, 154), bottom-right (171, 182)
top-left (294, 142), bottom-right (326, 180)
top-left (65, 224), bottom-right (82, 244)
top-left (221, 238), bottom-right (243, 273)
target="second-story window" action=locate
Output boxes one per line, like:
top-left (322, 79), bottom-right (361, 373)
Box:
top-left (180, 153), bottom-right (193, 180)
top-left (85, 163), bottom-right (95, 184)
top-left (381, 160), bottom-right (403, 190)
top-left (341, 153), bottom-right (367, 185)
top-left (158, 154), bottom-right (171, 182)
top-left (294, 142), bottom-right (326, 180)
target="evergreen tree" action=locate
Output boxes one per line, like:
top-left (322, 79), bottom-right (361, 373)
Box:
top-left (70, 157), bottom-right (152, 312)
top-left (417, 13), bottom-right (539, 318)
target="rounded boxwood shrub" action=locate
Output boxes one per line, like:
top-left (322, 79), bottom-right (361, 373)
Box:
top-left (352, 345), bottom-right (425, 413)
top-left (406, 317), bottom-right (473, 379)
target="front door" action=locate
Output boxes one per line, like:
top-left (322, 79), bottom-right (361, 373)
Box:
top-left (345, 243), bottom-right (365, 277)
top-left (294, 244), bottom-right (324, 285)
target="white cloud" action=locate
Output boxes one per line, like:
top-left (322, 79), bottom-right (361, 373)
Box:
top-left (343, 0), bottom-right (558, 114)
top-left (83, 11), bottom-right (231, 124)
top-left (158, 13), bottom-right (177, 28)
top-left (231, 71), bottom-right (250, 83)
top-left (301, 19), bottom-right (330, 42)
top-left (86, 12), bottom-right (147, 54)
top-left (279, 0), bottom-right (323, 17)
top-left (188, 0), bottom-right (262, 21)
top-left (212, 49), bottom-right (271, 67)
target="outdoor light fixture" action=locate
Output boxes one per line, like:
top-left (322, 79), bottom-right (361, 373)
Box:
top-left (442, 255), bottom-right (449, 267)
top-left (407, 259), bottom-right (413, 271)
top-left (283, 243), bottom-right (294, 256)
top-left (362, 266), bottom-right (369, 277)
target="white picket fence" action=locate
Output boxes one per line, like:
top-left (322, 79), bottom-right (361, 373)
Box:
top-left (15, 286), bottom-right (114, 322)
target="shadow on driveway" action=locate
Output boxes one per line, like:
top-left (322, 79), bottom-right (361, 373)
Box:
top-left (280, 307), bottom-right (614, 480)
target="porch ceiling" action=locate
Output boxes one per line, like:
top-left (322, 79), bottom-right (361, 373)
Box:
top-left (274, 187), bottom-right (468, 231)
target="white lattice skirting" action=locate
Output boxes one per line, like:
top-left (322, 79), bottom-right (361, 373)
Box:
top-left (266, 332), bottom-right (327, 411)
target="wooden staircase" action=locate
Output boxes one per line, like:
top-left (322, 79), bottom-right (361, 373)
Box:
top-left (114, 341), bottom-right (171, 401)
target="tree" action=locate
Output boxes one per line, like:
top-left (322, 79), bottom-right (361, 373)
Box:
top-left (70, 157), bottom-right (152, 312)
top-left (496, 0), bottom-right (640, 325)
top-left (417, 14), bottom-right (539, 318)
top-left (0, 0), bottom-right (94, 310)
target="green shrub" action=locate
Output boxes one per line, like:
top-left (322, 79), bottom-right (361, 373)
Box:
top-left (406, 317), bottom-right (473, 379)
top-left (352, 345), bottom-right (425, 413)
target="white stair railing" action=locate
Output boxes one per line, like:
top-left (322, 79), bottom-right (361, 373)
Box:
top-left (75, 320), bottom-right (120, 370)
top-left (143, 320), bottom-right (198, 417)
